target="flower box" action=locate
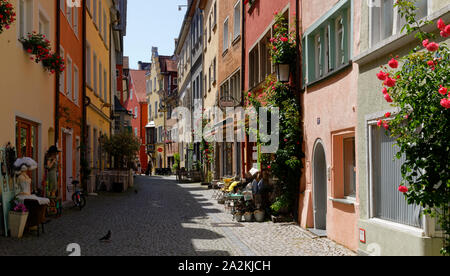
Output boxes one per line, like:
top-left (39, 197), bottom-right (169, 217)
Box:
top-left (8, 211), bottom-right (29, 238)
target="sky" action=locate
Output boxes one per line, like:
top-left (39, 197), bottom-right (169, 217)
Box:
top-left (124, 0), bottom-right (186, 69)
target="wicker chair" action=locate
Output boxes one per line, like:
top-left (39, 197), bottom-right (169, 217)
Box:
top-left (24, 199), bottom-right (47, 237)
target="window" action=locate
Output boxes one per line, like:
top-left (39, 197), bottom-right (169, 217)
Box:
top-left (104, 70), bottom-right (107, 102)
top-left (16, 118), bottom-right (39, 189)
top-left (314, 34), bottom-right (322, 79)
top-left (260, 33), bottom-right (272, 81)
top-left (66, 1), bottom-right (72, 26)
top-left (370, 125), bottom-right (422, 228)
top-left (60, 47), bottom-right (65, 93)
top-left (130, 88), bottom-right (133, 100)
top-left (99, 1), bottom-right (102, 34)
top-left (223, 18), bottom-right (229, 52)
top-left (19, 0), bottom-right (33, 39)
top-left (93, 52), bottom-right (97, 94)
top-left (99, 62), bottom-right (103, 99)
top-left (221, 70), bottom-right (241, 104)
top-left (234, 1), bottom-right (241, 40)
top-left (343, 137), bottom-right (356, 197)
top-left (249, 46), bottom-right (259, 88)
top-left (135, 107), bottom-right (138, 118)
top-left (149, 105), bottom-right (152, 120)
top-left (370, 0), bottom-right (428, 47)
top-left (303, 3), bottom-right (350, 85)
top-left (73, 6), bottom-right (79, 35)
top-left (74, 65), bottom-right (79, 104)
top-left (39, 10), bottom-right (50, 39)
top-left (86, 44), bottom-right (92, 86)
top-left (154, 102), bottom-right (158, 118)
top-left (93, 0), bottom-right (97, 25)
top-left (67, 56), bottom-right (72, 99)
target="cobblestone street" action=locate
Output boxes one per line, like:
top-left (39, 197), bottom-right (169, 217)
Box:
top-left (0, 176), bottom-right (355, 256)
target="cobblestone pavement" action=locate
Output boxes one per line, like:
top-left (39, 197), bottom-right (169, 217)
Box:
top-left (0, 176), bottom-right (355, 256)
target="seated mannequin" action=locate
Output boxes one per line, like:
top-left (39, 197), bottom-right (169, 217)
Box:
top-left (16, 165), bottom-right (50, 206)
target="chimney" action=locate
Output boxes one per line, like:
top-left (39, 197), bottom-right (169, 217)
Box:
top-left (152, 47), bottom-right (159, 58)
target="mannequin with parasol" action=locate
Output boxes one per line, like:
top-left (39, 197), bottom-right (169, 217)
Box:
top-left (14, 157), bottom-right (50, 205)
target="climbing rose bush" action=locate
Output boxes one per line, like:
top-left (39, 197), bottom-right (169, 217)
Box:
top-left (376, 1), bottom-right (450, 255)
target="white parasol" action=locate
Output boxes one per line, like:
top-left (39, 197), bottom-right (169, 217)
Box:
top-left (14, 157), bottom-right (38, 171)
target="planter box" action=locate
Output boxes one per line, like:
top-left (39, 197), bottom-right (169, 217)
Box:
top-left (8, 211), bottom-right (29, 238)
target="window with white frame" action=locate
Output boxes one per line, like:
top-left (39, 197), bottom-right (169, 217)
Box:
top-left (86, 44), bottom-right (92, 86)
top-left (39, 10), bottom-right (50, 39)
top-left (314, 34), bottom-right (322, 79)
top-left (370, 124), bottom-right (423, 228)
top-left (19, 0), bottom-right (33, 39)
top-left (67, 56), bottom-right (72, 99)
top-left (223, 17), bottom-right (229, 52)
top-left (93, 52), bottom-right (97, 94)
top-left (104, 70), bottom-right (107, 102)
top-left (99, 62), bottom-right (103, 99)
top-left (369, 0), bottom-right (428, 47)
top-left (60, 47), bottom-right (65, 93)
top-left (74, 65), bottom-right (79, 104)
top-left (234, 1), bottom-right (241, 40)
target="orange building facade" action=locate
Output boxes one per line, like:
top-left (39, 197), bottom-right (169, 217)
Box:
top-left (57, 0), bottom-right (83, 202)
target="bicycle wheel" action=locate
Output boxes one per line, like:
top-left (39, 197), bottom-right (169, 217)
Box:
top-left (72, 193), bottom-right (81, 207)
top-left (78, 195), bottom-right (86, 210)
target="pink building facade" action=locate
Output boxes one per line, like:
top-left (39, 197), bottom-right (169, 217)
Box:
top-left (299, 0), bottom-right (360, 251)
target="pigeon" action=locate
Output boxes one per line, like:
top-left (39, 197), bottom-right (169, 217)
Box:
top-left (99, 230), bottom-right (112, 242)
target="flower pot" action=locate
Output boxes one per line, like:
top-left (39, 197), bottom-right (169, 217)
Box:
top-left (244, 212), bottom-right (253, 222)
top-left (8, 211), bottom-right (29, 238)
top-left (254, 210), bottom-right (265, 222)
top-left (234, 213), bottom-right (243, 222)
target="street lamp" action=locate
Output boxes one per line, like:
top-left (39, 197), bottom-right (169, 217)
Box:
top-left (275, 63), bottom-right (290, 83)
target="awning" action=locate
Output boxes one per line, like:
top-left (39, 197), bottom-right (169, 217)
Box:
top-left (145, 121), bottom-right (156, 128)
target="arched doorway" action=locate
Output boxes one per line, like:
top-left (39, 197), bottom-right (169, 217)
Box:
top-left (313, 140), bottom-right (327, 231)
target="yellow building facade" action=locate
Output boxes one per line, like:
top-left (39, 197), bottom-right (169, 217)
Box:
top-left (0, 0), bottom-right (56, 191)
top-left (147, 48), bottom-right (166, 170)
top-left (85, 0), bottom-right (113, 190)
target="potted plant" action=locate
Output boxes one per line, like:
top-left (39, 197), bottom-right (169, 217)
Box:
top-left (0, 0), bottom-right (15, 35)
top-left (244, 211), bottom-right (253, 222)
top-left (269, 13), bottom-right (297, 83)
top-left (9, 199), bottom-right (29, 238)
top-left (254, 209), bottom-right (265, 222)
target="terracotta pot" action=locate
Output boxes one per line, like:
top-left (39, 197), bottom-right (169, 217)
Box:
top-left (8, 211), bottom-right (29, 238)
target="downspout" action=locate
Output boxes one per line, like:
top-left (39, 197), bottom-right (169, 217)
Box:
top-left (241, 1), bottom-right (246, 178)
top-left (55, 0), bottom-right (61, 146)
top-left (109, 13), bottom-right (113, 141)
top-left (81, 0), bottom-right (88, 192)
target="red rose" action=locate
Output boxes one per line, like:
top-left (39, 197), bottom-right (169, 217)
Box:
top-left (422, 39), bottom-right (429, 48)
top-left (441, 98), bottom-right (450, 109)
top-left (377, 120), bottom-right (383, 127)
top-left (437, 18), bottom-right (446, 30)
top-left (385, 112), bottom-right (391, 118)
top-left (398, 186), bottom-right (409, 193)
top-left (439, 86), bottom-right (448, 95)
top-left (426, 42), bottom-right (439, 52)
top-left (377, 71), bottom-right (387, 81)
top-left (384, 77), bottom-right (396, 88)
top-left (384, 93), bottom-right (393, 103)
top-left (382, 87), bottom-right (388, 95)
top-left (388, 58), bottom-right (399, 69)
top-left (445, 25), bottom-right (450, 36)
top-left (383, 122), bottom-right (390, 130)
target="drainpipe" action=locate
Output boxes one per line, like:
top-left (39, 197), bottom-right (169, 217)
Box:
top-left (241, 1), bottom-right (246, 178)
top-left (81, 0), bottom-right (88, 192)
top-left (55, 0), bottom-right (61, 147)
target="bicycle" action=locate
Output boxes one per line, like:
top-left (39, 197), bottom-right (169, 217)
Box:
top-left (68, 177), bottom-right (86, 210)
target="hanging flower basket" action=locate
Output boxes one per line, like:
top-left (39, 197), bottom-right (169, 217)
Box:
top-left (19, 32), bottom-right (65, 74)
top-left (0, 0), bottom-right (15, 34)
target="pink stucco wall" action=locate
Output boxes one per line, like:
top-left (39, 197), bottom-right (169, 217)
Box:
top-left (299, 0), bottom-right (361, 252)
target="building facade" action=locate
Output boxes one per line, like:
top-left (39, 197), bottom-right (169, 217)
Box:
top-left (299, 0), bottom-right (360, 251)
top-left (0, 0), bottom-right (57, 215)
top-left (85, 0), bottom-right (114, 192)
top-left (57, 0), bottom-right (84, 202)
top-left (217, 0), bottom-right (243, 179)
top-left (354, 0), bottom-right (449, 256)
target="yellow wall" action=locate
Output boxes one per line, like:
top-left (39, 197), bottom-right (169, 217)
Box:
top-left (0, 0), bottom-right (56, 184)
top-left (85, 0), bottom-right (113, 168)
